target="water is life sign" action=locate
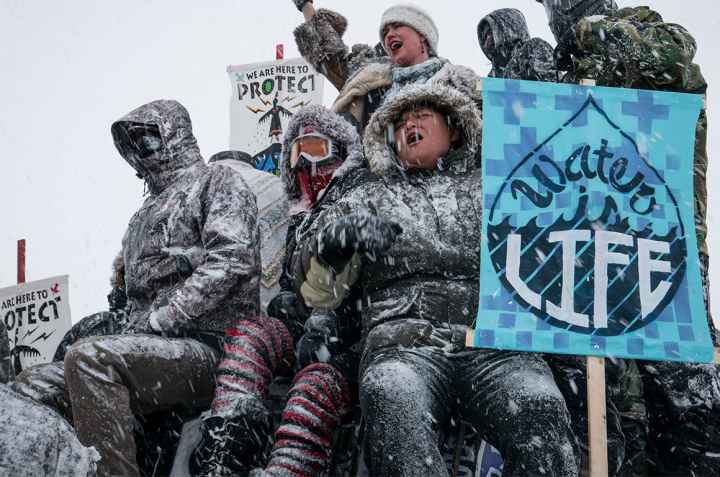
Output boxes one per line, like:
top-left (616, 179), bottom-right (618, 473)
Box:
top-left (473, 78), bottom-right (712, 363)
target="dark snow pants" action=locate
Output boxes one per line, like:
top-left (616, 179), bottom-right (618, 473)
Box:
top-left (14, 334), bottom-right (218, 477)
top-left (641, 360), bottom-right (720, 475)
top-left (360, 346), bottom-right (578, 477)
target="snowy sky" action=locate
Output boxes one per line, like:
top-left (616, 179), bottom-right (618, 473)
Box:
top-left (1, 0), bottom-right (718, 328)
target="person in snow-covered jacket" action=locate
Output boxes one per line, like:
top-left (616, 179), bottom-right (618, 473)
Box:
top-left (292, 1), bottom-right (481, 131)
top-left (478, 8), bottom-right (557, 82)
top-left (209, 150), bottom-right (290, 314)
top-left (0, 322), bottom-right (10, 384)
top-left (0, 383), bottom-right (99, 476)
top-left (192, 105), bottom-right (364, 476)
top-left (13, 99), bottom-right (261, 477)
top-left (291, 83), bottom-right (579, 477)
top-left (535, 1), bottom-right (720, 475)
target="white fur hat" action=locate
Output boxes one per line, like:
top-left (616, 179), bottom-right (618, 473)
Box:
top-left (379, 4), bottom-right (439, 56)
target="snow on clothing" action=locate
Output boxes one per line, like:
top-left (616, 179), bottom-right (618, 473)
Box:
top-left (542, 4), bottom-right (719, 474)
top-left (293, 8), bottom-right (481, 131)
top-left (291, 83), bottom-right (578, 477)
top-left (15, 100), bottom-right (260, 477)
top-left (478, 8), bottom-right (557, 82)
top-left (210, 151), bottom-right (290, 314)
top-left (194, 106), bottom-right (363, 476)
top-left (0, 384), bottom-right (99, 476)
top-left (0, 321), bottom-right (11, 383)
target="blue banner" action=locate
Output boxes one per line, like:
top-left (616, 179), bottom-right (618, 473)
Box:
top-left (474, 78), bottom-right (712, 363)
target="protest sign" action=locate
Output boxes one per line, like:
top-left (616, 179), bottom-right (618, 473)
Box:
top-left (473, 78), bottom-right (712, 363)
top-left (228, 58), bottom-right (324, 175)
top-left (1, 275), bottom-right (72, 373)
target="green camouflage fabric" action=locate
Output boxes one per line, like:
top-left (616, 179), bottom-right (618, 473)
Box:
top-left (565, 6), bottom-right (709, 258)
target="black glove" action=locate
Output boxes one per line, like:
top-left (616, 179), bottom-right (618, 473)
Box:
top-left (292, 0), bottom-right (312, 12)
top-left (317, 213), bottom-right (402, 273)
top-left (267, 291), bottom-right (310, 341)
top-left (107, 286), bottom-right (127, 312)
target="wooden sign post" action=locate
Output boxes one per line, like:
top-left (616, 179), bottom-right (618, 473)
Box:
top-left (17, 239), bottom-right (26, 284)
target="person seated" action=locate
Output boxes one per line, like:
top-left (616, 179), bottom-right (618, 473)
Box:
top-left (192, 106), bottom-right (365, 476)
top-left (291, 83), bottom-right (579, 477)
top-left (534, 1), bottom-right (719, 474)
top-left (13, 99), bottom-right (261, 477)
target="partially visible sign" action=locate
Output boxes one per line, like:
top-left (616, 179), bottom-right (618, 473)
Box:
top-left (1, 275), bottom-right (72, 373)
top-left (474, 78), bottom-right (712, 363)
top-left (228, 58), bottom-right (324, 175)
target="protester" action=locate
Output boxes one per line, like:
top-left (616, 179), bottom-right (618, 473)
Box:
top-left (290, 83), bottom-right (578, 477)
top-left (535, 1), bottom-right (720, 474)
top-left (477, 8), bottom-right (557, 82)
top-left (0, 322), bottom-right (11, 384)
top-left (209, 150), bottom-right (290, 314)
top-left (292, 1), bottom-right (480, 131)
top-left (13, 99), bottom-right (261, 477)
top-left (192, 105), bottom-right (364, 476)
top-left (0, 383), bottom-right (99, 476)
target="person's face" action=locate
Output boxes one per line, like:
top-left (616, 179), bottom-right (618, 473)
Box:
top-left (383, 23), bottom-right (429, 67)
top-left (393, 107), bottom-right (454, 170)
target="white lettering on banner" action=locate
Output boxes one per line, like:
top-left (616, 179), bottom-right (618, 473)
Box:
top-left (638, 238), bottom-right (673, 318)
top-left (505, 230), bottom-right (674, 328)
top-left (547, 229), bottom-right (591, 327)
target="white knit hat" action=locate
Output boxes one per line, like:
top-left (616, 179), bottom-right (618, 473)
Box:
top-left (379, 4), bottom-right (439, 56)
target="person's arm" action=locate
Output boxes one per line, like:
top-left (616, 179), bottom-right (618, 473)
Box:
top-left (574, 8), bottom-right (700, 90)
top-left (293, 2), bottom-right (352, 91)
top-left (151, 168), bottom-right (260, 334)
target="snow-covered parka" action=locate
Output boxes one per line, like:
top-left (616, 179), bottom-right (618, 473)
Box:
top-left (478, 8), bottom-right (557, 82)
top-left (110, 100), bottom-right (261, 337)
top-left (0, 384), bottom-right (99, 476)
top-left (210, 151), bottom-right (289, 314)
top-left (293, 83), bottom-right (482, 358)
top-left (294, 8), bottom-right (481, 131)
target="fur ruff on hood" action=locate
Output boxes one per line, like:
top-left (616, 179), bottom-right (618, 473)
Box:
top-left (363, 83), bottom-right (482, 175)
top-left (281, 105), bottom-right (365, 201)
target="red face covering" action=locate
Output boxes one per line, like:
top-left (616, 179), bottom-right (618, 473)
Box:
top-left (296, 161), bottom-right (342, 206)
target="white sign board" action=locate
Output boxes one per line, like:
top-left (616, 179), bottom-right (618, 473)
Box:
top-left (0, 275), bottom-right (72, 372)
top-left (228, 58), bottom-right (324, 175)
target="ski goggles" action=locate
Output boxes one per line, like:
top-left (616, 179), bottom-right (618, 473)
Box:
top-left (124, 124), bottom-right (163, 159)
top-left (289, 133), bottom-right (339, 170)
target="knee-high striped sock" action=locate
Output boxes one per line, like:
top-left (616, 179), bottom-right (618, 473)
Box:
top-left (211, 316), bottom-right (294, 416)
top-left (262, 363), bottom-right (352, 476)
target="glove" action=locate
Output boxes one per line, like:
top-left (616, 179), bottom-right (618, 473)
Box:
top-left (147, 305), bottom-right (186, 337)
top-left (292, 0), bottom-right (312, 12)
top-left (267, 291), bottom-right (311, 340)
top-left (317, 213), bottom-right (402, 273)
top-left (107, 286), bottom-right (127, 312)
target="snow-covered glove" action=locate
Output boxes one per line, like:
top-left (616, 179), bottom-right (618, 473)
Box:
top-left (292, 0), bottom-right (312, 12)
top-left (147, 305), bottom-right (186, 337)
top-left (106, 286), bottom-right (127, 312)
top-left (317, 213), bottom-right (402, 273)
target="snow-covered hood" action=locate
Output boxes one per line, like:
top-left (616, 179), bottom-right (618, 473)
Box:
top-left (111, 99), bottom-right (204, 194)
top-left (363, 83), bottom-right (482, 175)
top-left (281, 104), bottom-right (365, 200)
top-left (537, 0), bottom-right (617, 43)
top-left (478, 8), bottom-right (531, 68)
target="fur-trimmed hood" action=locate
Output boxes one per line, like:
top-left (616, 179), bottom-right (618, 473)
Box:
top-left (362, 83), bottom-right (482, 175)
top-left (281, 105), bottom-right (365, 200)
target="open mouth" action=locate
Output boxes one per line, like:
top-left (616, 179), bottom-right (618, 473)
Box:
top-left (390, 40), bottom-right (403, 52)
top-left (406, 131), bottom-right (424, 146)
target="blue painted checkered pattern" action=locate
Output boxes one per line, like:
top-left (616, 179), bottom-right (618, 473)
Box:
top-left (474, 78), bottom-right (712, 363)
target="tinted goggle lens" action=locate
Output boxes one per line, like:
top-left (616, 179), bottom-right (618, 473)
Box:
top-left (290, 135), bottom-right (332, 169)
